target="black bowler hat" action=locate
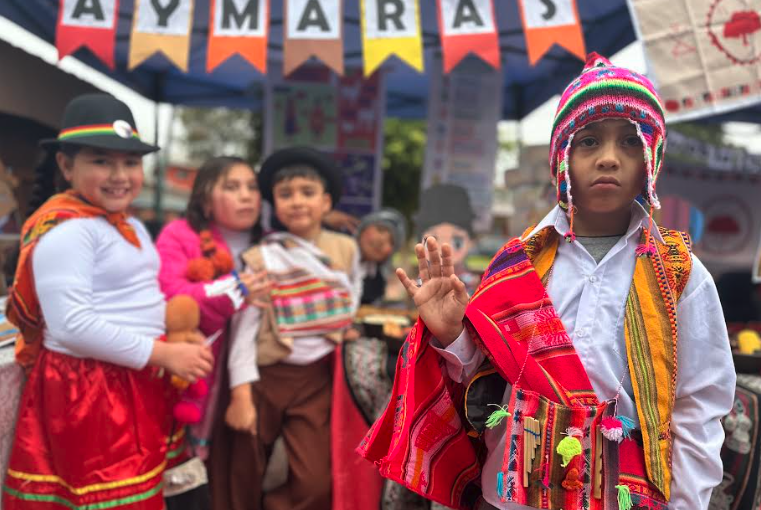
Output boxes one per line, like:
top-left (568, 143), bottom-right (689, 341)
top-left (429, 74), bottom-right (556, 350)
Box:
top-left (258, 147), bottom-right (342, 206)
top-left (415, 184), bottom-right (475, 237)
top-left (40, 93), bottom-right (159, 154)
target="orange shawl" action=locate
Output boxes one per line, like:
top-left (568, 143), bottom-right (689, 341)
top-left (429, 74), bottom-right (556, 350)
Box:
top-left (6, 190), bottom-right (141, 369)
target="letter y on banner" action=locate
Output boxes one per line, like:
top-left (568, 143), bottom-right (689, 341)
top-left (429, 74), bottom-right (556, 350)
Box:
top-left (208, 0), bottom-right (269, 73)
top-left (517, 0), bottom-right (585, 66)
top-left (129, 0), bottom-right (194, 71)
top-left (57, 0), bottom-right (119, 69)
top-left (437, 0), bottom-right (500, 73)
top-left (361, 0), bottom-right (424, 76)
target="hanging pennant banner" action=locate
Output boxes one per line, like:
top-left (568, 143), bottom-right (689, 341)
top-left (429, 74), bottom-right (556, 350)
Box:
top-left (360, 0), bottom-right (424, 76)
top-left (437, 0), bottom-right (500, 72)
top-left (284, 0), bottom-right (343, 76)
top-left (56, 0), bottom-right (119, 69)
top-left (517, 0), bottom-right (585, 66)
top-left (208, 0), bottom-right (269, 73)
top-left (129, 0), bottom-right (194, 71)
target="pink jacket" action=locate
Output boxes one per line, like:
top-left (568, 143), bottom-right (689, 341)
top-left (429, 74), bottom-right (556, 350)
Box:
top-left (156, 218), bottom-right (238, 337)
top-left (155, 218), bottom-right (242, 458)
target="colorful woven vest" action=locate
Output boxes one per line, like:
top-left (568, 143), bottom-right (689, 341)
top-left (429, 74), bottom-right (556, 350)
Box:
top-left (358, 225), bottom-right (692, 509)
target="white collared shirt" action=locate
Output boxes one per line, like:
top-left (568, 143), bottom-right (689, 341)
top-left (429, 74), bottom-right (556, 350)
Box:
top-left (435, 203), bottom-right (735, 510)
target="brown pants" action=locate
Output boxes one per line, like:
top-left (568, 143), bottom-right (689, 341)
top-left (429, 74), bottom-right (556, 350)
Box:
top-left (209, 356), bottom-right (333, 510)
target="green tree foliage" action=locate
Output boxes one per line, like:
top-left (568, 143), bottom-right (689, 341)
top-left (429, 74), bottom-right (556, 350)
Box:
top-left (178, 107), bottom-right (263, 165)
top-left (382, 119), bottom-right (427, 228)
top-left (669, 122), bottom-right (725, 145)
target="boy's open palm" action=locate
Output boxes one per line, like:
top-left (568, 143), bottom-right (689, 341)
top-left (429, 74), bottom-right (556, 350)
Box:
top-left (396, 237), bottom-right (468, 346)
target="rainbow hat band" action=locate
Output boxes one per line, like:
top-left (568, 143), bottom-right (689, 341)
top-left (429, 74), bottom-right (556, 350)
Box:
top-left (548, 53), bottom-right (666, 252)
top-left (58, 122), bottom-right (140, 142)
top-left (40, 93), bottom-right (159, 154)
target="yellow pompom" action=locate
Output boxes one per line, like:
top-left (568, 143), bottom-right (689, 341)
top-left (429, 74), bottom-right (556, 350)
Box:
top-left (556, 436), bottom-right (582, 467)
top-left (738, 330), bottom-right (761, 354)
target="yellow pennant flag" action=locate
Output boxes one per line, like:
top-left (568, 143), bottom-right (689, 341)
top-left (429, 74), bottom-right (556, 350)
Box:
top-left (360, 0), bottom-right (424, 76)
top-left (129, 0), bottom-right (194, 71)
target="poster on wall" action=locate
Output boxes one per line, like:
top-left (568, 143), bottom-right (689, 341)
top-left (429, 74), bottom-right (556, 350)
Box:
top-left (264, 66), bottom-right (385, 218)
top-left (421, 57), bottom-right (502, 232)
top-left (658, 167), bottom-right (761, 277)
top-left (627, 0), bottom-right (761, 121)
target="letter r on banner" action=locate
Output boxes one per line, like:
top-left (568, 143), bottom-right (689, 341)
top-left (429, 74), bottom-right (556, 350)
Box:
top-left (365, 0), bottom-right (417, 39)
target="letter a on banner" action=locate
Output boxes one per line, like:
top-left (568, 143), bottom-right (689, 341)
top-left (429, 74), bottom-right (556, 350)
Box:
top-left (129, 0), bottom-right (194, 71)
top-left (360, 0), bottom-right (424, 76)
top-left (56, 0), bottom-right (119, 69)
top-left (208, 0), bottom-right (268, 73)
top-left (284, 0), bottom-right (343, 76)
top-left (517, 0), bottom-right (585, 66)
top-left (437, 0), bottom-right (500, 73)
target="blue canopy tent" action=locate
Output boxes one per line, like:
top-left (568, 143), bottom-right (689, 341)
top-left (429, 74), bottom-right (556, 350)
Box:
top-left (0, 0), bottom-right (636, 120)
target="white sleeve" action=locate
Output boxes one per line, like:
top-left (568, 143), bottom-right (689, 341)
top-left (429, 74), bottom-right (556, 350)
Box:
top-left (228, 305), bottom-right (262, 387)
top-left (669, 255), bottom-right (735, 510)
top-left (430, 328), bottom-right (485, 384)
top-left (32, 221), bottom-right (154, 370)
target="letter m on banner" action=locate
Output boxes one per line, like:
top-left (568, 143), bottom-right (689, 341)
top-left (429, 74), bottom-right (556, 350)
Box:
top-left (208, 0), bottom-right (269, 72)
top-left (56, 0), bottom-right (119, 69)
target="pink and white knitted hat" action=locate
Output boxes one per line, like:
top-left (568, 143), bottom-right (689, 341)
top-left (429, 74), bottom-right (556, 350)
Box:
top-left (549, 53), bottom-right (667, 246)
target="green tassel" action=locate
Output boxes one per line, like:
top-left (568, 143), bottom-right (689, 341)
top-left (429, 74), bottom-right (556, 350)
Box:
top-left (615, 484), bottom-right (632, 510)
top-left (485, 405), bottom-right (511, 429)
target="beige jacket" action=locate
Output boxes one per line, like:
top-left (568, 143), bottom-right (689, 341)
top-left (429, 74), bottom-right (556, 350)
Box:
top-left (240, 229), bottom-right (359, 366)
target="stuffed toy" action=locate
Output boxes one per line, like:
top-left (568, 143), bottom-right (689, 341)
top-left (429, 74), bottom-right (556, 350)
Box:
top-left (165, 294), bottom-right (209, 424)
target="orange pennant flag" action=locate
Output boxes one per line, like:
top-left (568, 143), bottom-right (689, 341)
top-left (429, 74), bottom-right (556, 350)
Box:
top-left (207, 0), bottom-right (269, 73)
top-left (129, 0), bottom-right (194, 71)
top-left (517, 0), bottom-right (585, 66)
top-left (284, 0), bottom-right (344, 76)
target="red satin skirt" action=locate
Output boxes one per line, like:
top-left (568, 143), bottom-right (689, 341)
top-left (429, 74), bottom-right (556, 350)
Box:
top-left (2, 348), bottom-right (174, 509)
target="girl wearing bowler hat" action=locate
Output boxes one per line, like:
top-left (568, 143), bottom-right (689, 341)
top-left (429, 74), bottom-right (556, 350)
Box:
top-left (3, 93), bottom-right (213, 510)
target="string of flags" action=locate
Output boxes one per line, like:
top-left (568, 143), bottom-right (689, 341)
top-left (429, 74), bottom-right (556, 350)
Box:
top-left (56, 0), bottom-right (586, 76)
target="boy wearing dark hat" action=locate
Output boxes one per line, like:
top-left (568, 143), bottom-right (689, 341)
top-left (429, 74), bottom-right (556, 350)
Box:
top-left (3, 93), bottom-right (213, 510)
top-left (359, 55), bottom-right (735, 510)
top-left (211, 147), bottom-right (361, 510)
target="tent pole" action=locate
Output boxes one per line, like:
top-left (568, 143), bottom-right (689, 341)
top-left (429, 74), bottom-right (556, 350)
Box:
top-left (152, 99), bottom-right (164, 226)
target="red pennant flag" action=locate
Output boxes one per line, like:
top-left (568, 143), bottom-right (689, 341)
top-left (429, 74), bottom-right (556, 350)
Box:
top-left (437, 0), bottom-right (500, 73)
top-left (517, 0), bottom-right (585, 66)
top-left (56, 0), bottom-right (119, 69)
top-left (207, 0), bottom-right (269, 73)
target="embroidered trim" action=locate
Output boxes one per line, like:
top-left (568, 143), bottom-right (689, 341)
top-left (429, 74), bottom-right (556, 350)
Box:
top-left (5, 461), bottom-right (166, 496)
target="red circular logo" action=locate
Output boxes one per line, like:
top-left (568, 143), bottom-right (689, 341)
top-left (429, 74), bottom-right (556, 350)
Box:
top-left (707, 0), bottom-right (761, 65)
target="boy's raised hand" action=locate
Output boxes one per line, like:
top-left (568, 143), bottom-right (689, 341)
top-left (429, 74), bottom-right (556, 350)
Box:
top-left (396, 237), bottom-right (468, 346)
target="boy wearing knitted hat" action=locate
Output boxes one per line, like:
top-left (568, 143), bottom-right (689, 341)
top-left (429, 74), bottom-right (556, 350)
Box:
top-left (359, 54), bottom-right (735, 510)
